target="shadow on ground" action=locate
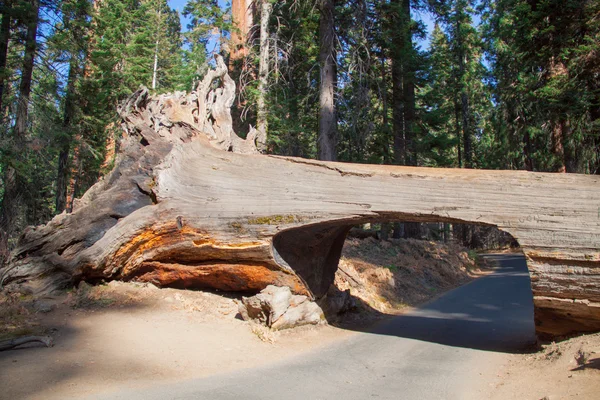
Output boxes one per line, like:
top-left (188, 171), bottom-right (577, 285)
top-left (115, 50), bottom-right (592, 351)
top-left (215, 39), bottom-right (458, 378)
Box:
top-left (0, 254), bottom-right (537, 399)
top-left (328, 254), bottom-right (537, 354)
top-left (572, 357), bottom-right (600, 371)
top-left (0, 301), bottom-right (156, 400)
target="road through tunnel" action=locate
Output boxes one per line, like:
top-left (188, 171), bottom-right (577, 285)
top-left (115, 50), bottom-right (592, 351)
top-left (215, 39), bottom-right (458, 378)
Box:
top-left (272, 214), bottom-right (597, 340)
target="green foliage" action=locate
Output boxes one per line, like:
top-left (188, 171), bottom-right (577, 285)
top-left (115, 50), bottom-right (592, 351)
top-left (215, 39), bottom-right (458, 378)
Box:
top-left (262, 1), bottom-right (320, 158)
top-left (481, 0), bottom-right (600, 173)
top-left (384, 264), bottom-right (399, 272)
top-left (182, 0), bottom-right (229, 89)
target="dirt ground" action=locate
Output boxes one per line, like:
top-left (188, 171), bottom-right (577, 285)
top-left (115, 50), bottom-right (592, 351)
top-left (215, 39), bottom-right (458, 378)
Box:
top-left (0, 283), bottom-right (355, 400)
top-left (477, 333), bottom-right (600, 399)
top-left (1, 238), bottom-right (598, 399)
top-left (337, 237), bottom-right (485, 314)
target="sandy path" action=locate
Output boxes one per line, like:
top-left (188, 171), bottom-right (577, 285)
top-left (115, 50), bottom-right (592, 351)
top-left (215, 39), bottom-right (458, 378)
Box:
top-left (0, 290), bottom-right (354, 400)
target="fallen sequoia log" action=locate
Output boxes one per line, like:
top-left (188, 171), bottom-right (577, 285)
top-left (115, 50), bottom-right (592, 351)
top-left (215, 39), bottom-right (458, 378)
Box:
top-left (1, 56), bottom-right (599, 339)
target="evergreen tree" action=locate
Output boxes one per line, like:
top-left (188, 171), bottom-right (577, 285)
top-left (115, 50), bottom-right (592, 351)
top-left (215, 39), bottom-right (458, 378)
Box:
top-left (482, 0), bottom-right (600, 173)
top-left (0, 0), bottom-right (40, 250)
top-left (183, 0), bottom-right (230, 89)
top-left (264, 1), bottom-right (319, 158)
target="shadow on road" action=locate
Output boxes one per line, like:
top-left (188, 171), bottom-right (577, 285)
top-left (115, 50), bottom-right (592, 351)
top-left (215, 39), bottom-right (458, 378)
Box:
top-left (335, 254), bottom-right (538, 354)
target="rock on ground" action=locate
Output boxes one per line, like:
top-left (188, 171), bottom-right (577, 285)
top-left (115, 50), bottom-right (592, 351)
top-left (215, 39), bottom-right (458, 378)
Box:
top-left (239, 285), bottom-right (325, 330)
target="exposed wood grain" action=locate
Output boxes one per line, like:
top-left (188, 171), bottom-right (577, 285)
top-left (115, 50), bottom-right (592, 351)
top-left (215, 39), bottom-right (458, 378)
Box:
top-left (2, 59), bottom-right (599, 339)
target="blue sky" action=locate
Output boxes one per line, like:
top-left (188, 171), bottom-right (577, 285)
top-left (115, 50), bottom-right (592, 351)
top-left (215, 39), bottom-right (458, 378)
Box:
top-left (169, 0), bottom-right (230, 31)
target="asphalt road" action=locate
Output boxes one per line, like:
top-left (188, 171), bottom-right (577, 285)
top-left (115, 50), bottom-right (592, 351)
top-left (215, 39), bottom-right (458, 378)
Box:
top-left (94, 254), bottom-right (536, 400)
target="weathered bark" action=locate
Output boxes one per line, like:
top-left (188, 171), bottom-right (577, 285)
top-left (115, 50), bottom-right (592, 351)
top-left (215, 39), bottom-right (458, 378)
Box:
top-left (2, 58), bottom-right (600, 340)
top-left (230, 0), bottom-right (254, 64)
top-left (318, 0), bottom-right (337, 161)
top-left (256, 0), bottom-right (272, 151)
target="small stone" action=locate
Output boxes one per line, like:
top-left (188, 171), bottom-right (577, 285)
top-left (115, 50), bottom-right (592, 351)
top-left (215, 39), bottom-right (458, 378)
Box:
top-left (239, 285), bottom-right (325, 330)
top-left (35, 302), bottom-right (54, 313)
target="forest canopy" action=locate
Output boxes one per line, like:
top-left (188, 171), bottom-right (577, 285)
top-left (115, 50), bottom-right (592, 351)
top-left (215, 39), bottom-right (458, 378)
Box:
top-left (0, 0), bottom-right (598, 254)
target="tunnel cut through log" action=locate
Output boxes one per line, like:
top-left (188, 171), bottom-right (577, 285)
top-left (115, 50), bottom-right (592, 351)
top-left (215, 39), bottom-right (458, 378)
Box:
top-left (1, 56), bottom-right (599, 340)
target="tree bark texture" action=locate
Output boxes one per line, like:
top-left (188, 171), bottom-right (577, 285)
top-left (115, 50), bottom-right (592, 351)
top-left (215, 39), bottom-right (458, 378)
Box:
top-left (230, 0), bottom-right (254, 63)
top-left (2, 58), bottom-right (600, 340)
top-left (318, 0), bottom-right (337, 161)
top-left (256, 0), bottom-right (272, 151)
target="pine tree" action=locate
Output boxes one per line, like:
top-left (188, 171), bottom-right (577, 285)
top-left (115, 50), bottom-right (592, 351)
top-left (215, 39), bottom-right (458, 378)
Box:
top-left (482, 0), bottom-right (600, 173)
top-left (182, 0), bottom-right (230, 90)
top-left (264, 1), bottom-right (319, 158)
top-left (0, 0), bottom-right (40, 250)
top-left (419, 23), bottom-right (459, 168)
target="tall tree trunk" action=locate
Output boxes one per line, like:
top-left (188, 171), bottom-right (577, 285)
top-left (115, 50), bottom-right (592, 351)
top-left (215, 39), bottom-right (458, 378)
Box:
top-left (522, 129), bottom-right (534, 171)
top-left (318, 0), bottom-right (337, 161)
top-left (391, 33), bottom-right (405, 164)
top-left (151, 8), bottom-right (161, 91)
top-left (0, 0), bottom-right (39, 250)
top-left (55, 58), bottom-right (78, 213)
top-left (65, 137), bottom-right (81, 213)
top-left (151, 38), bottom-right (159, 90)
top-left (0, 0), bottom-right (11, 114)
top-left (256, 0), bottom-right (271, 151)
top-left (391, 0), bottom-right (413, 166)
top-left (455, 10), bottom-right (472, 168)
top-left (376, 35), bottom-right (391, 184)
top-left (401, 0), bottom-right (416, 167)
top-left (460, 91), bottom-right (472, 167)
top-left (551, 119), bottom-right (567, 173)
top-left (454, 97), bottom-right (462, 168)
top-left (380, 54), bottom-right (391, 164)
top-left (230, 0), bottom-right (253, 66)
top-left (13, 0), bottom-right (38, 138)
top-left (391, 0), bottom-right (420, 238)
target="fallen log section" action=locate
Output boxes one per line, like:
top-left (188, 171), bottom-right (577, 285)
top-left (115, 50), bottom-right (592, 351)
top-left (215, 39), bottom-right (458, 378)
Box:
top-left (2, 56), bottom-right (599, 339)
